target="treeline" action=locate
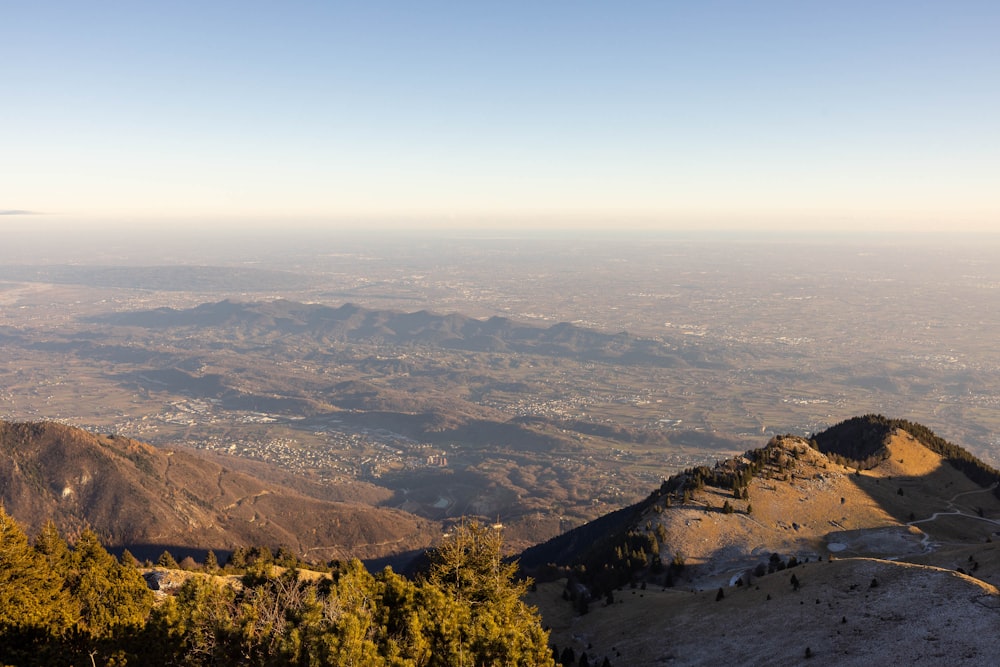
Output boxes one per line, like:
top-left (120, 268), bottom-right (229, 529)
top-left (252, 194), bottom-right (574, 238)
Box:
top-left (0, 509), bottom-right (554, 666)
top-left (528, 415), bottom-right (999, 608)
top-left (889, 417), bottom-right (1000, 493)
top-left (523, 439), bottom-right (795, 601)
top-left (570, 443), bottom-right (789, 597)
top-left (809, 414), bottom-right (894, 468)
top-left (810, 414), bottom-right (1000, 495)
top-left (0, 511), bottom-right (153, 666)
top-left (147, 543), bottom-right (319, 573)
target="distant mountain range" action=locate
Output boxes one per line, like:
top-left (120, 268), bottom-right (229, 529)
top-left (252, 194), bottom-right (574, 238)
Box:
top-left (95, 298), bottom-right (724, 368)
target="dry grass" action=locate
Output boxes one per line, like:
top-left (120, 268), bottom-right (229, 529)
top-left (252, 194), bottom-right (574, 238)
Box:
top-left (642, 433), bottom-right (1000, 589)
top-left (532, 432), bottom-right (1000, 665)
top-left (535, 558), bottom-right (1000, 666)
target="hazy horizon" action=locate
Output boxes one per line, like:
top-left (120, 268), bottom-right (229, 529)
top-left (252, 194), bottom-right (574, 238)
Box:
top-left (2, 219), bottom-right (999, 267)
top-left (4, 2), bottom-right (998, 234)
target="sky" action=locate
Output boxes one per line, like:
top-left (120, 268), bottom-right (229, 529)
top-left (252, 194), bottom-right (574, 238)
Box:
top-left (2, 1), bottom-right (999, 234)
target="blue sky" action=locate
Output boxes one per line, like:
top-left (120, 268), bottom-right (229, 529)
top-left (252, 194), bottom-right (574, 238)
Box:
top-left (2, 1), bottom-right (998, 233)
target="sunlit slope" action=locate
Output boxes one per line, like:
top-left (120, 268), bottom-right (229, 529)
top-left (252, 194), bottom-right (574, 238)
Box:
top-left (0, 420), bottom-right (437, 560)
top-left (650, 429), bottom-right (1000, 586)
top-left (526, 417), bottom-right (1000, 665)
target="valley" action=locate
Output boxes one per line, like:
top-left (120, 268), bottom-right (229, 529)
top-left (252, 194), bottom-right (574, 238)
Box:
top-left (1, 234), bottom-right (999, 554)
top-left (7, 2), bottom-right (998, 662)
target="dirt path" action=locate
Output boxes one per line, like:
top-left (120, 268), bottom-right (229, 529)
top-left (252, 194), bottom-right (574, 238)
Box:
top-left (221, 490), bottom-right (271, 511)
top-left (907, 483), bottom-right (1000, 551)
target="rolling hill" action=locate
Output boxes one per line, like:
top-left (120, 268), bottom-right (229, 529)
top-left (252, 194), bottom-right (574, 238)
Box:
top-left (0, 420), bottom-right (438, 562)
top-left (524, 416), bottom-right (1000, 665)
top-left (92, 298), bottom-right (715, 367)
top-left (5, 413), bottom-right (1000, 664)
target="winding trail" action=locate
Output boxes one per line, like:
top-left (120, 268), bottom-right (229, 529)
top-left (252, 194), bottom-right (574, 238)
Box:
top-left (221, 490), bottom-right (271, 511)
top-left (906, 482), bottom-right (1000, 552)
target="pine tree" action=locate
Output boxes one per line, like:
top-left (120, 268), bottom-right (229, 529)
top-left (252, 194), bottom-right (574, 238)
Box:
top-left (204, 549), bottom-right (219, 572)
top-left (154, 573), bottom-right (239, 665)
top-left (428, 520), bottom-right (555, 666)
top-left (227, 546), bottom-right (248, 570)
top-left (69, 529), bottom-right (154, 640)
top-left (34, 520), bottom-right (72, 571)
top-left (158, 549), bottom-right (180, 568)
top-left (0, 508), bottom-right (72, 635)
top-left (430, 521), bottom-right (520, 606)
top-left (120, 548), bottom-right (141, 568)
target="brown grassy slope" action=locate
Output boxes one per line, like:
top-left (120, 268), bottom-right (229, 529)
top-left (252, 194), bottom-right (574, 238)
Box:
top-left (531, 429), bottom-right (1000, 665)
top-left (534, 557), bottom-right (1000, 667)
top-left (0, 420), bottom-right (437, 560)
top-left (647, 431), bottom-right (1000, 590)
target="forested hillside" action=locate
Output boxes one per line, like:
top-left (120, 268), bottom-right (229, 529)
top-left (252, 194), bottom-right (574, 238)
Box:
top-left (0, 511), bottom-right (553, 666)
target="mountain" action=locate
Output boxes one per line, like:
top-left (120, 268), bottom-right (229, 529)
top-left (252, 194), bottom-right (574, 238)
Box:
top-left (0, 420), bottom-right (437, 562)
top-left (524, 416), bottom-right (1000, 665)
top-left (92, 298), bottom-right (718, 368)
top-left (6, 413), bottom-right (1000, 664)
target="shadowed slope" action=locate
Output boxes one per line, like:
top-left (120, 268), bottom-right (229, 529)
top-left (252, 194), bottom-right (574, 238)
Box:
top-left (0, 420), bottom-right (437, 561)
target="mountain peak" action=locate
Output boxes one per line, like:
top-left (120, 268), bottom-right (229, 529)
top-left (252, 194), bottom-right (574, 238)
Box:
top-left (524, 417), bottom-right (1000, 591)
top-left (528, 418), bottom-right (1000, 664)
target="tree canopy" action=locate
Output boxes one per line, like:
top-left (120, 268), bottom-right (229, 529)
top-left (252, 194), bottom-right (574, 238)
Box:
top-left (0, 509), bottom-right (554, 666)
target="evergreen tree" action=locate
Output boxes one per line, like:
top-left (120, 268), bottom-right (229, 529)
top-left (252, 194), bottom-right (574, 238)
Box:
top-left (429, 520), bottom-right (515, 605)
top-left (68, 529), bottom-right (153, 643)
top-left (120, 548), bottom-right (141, 568)
top-left (153, 529), bottom-right (556, 667)
top-left (227, 546), bottom-right (248, 570)
top-left (157, 549), bottom-right (180, 568)
top-left (33, 520), bottom-right (72, 571)
top-left (0, 508), bottom-right (72, 638)
top-left (154, 573), bottom-right (240, 665)
top-left (428, 520), bottom-right (554, 666)
top-left (0, 510), bottom-right (558, 666)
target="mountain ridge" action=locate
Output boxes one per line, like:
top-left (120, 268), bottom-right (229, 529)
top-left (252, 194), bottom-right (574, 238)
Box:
top-left (526, 416), bottom-right (1000, 664)
top-left (524, 416), bottom-right (1000, 584)
top-left (93, 298), bottom-right (722, 368)
top-left (4, 413), bottom-right (1000, 663)
top-left (0, 420), bottom-right (437, 562)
